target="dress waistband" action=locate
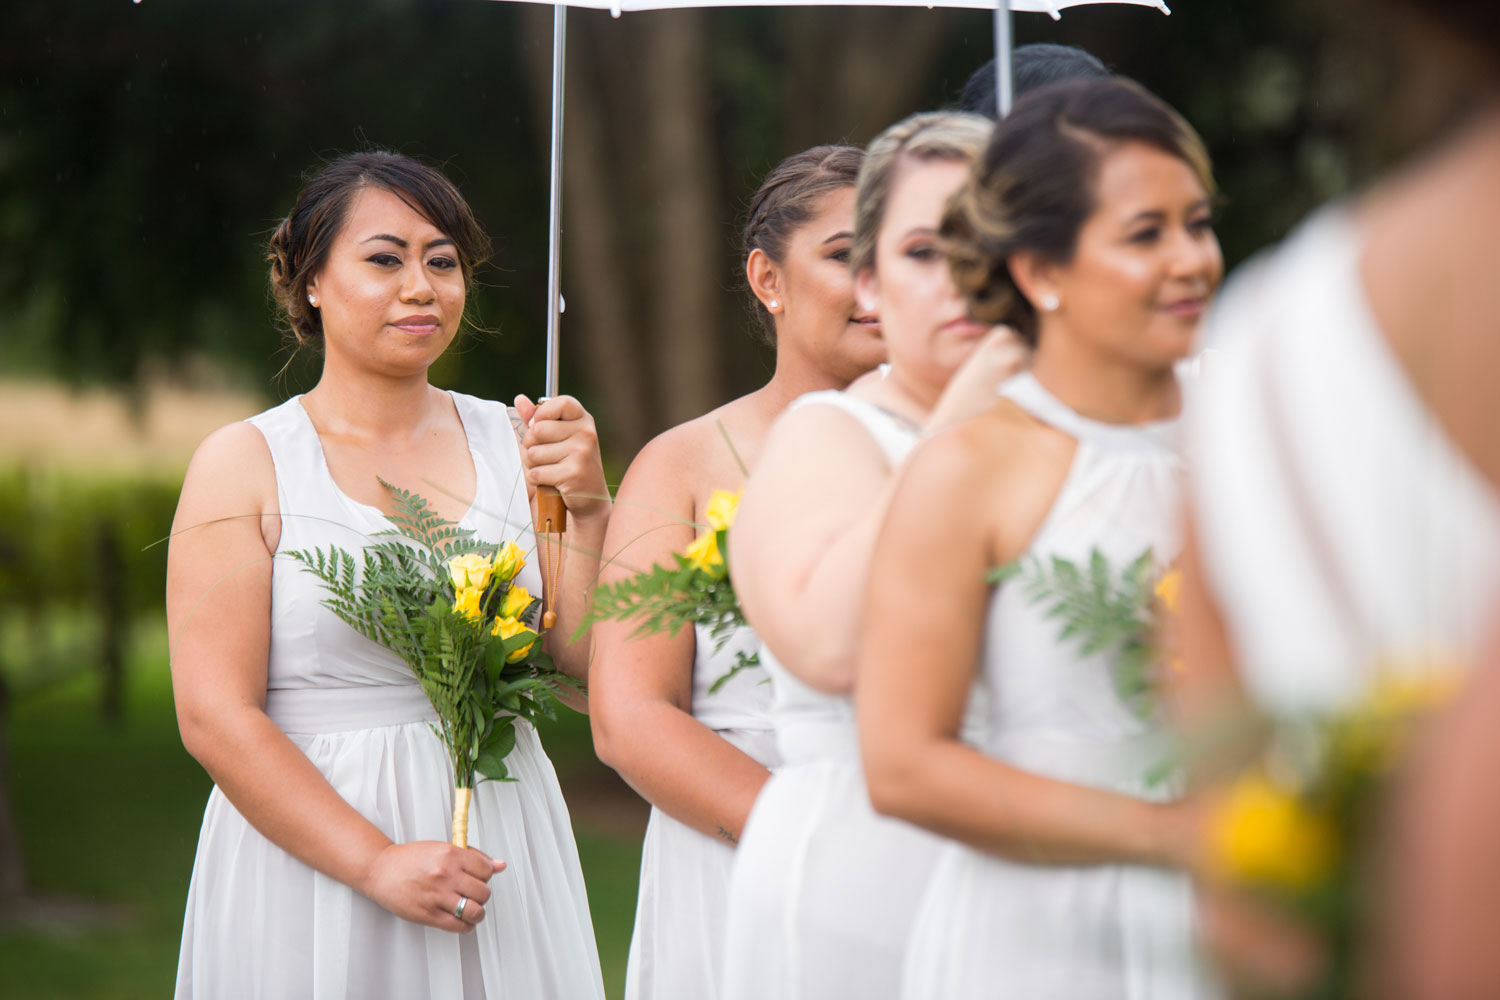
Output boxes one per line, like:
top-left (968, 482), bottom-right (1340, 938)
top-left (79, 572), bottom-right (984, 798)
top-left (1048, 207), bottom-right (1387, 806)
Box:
top-left (266, 684), bottom-right (438, 735)
top-left (775, 718), bottom-right (859, 768)
top-left (988, 730), bottom-right (1177, 799)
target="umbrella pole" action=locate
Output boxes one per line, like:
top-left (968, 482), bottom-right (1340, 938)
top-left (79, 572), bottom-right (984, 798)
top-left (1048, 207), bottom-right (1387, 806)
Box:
top-left (993, 0), bottom-right (1013, 117)
top-left (537, 1), bottom-right (567, 624)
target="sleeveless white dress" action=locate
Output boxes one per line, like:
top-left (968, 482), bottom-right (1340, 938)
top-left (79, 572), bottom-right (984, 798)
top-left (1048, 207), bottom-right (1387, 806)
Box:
top-left (174, 392), bottom-right (606, 1000)
top-left (623, 622), bottom-right (781, 1000)
top-left (720, 390), bottom-right (952, 1000)
top-left (902, 373), bottom-right (1218, 1000)
top-left (1188, 207), bottom-right (1500, 711)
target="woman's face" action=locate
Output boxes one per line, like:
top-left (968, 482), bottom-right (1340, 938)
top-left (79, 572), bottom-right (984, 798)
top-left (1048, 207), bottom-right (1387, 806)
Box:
top-left (772, 185), bottom-right (884, 384)
top-left (306, 185), bottom-right (467, 376)
top-left (857, 158), bottom-right (989, 393)
top-left (1039, 141), bottom-right (1222, 368)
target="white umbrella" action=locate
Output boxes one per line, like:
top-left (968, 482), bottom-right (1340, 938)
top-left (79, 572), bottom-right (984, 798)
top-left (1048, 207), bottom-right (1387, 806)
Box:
top-left (501, 0), bottom-right (1170, 532)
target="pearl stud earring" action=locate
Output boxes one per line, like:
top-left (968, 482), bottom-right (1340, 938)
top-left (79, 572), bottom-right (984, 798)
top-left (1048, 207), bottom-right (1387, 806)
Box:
top-left (768, 299), bottom-right (780, 311)
top-left (1040, 293), bottom-right (1059, 312)
top-left (308, 293), bottom-right (318, 307)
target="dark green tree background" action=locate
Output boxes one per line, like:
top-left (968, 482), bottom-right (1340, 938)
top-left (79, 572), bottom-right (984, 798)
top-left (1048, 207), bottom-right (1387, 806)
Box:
top-left (2, 0), bottom-right (1381, 456)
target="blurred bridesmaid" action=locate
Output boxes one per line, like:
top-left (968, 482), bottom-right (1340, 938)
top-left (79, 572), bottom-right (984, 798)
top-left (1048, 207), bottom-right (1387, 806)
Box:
top-left (1168, 0), bottom-right (1500, 993)
top-left (858, 79), bottom-right (1224, 999)
top-left (588, 145), bottom-right (881, 1000)
top-left (720, 111), bottom-right (1026, 1000)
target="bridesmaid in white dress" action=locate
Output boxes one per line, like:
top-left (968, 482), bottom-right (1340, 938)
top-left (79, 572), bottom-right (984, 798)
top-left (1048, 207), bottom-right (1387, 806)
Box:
top-left (721, 112), bottom-right (1029, 1000)
top-left (1173, 3), bottom-right (1500, 990)
top-left (588, 145), bottom-right (885, 1000)
top-left (167, 152), bottom-right (609, 999)
top-left (857, 79), bottom-right (1224, 999)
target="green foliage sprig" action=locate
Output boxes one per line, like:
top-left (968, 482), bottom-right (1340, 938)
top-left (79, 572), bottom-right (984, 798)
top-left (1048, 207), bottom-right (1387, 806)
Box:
top-left (288, 482), bottom-right (578, 798)
top-left (583, 488), bottom-right (756, 695)
top-left (990, 548), bottom-right (1165, 719)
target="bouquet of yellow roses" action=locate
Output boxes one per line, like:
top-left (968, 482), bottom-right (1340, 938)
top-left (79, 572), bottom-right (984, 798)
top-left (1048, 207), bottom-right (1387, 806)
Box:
top-left (289, 481), bottom-right (577, 848)
top-left (1202, 672), bottom-right (1458, 999)
top-left (585, 488), bottom-right (756, 693)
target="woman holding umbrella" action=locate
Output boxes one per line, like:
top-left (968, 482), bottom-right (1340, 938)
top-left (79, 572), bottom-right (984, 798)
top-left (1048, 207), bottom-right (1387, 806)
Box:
top-left (168, 152), bottom-right (609, 999)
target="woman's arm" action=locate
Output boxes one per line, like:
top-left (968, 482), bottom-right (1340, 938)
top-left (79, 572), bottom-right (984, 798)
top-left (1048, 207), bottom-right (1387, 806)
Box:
top-left (728, 404), bottom-right (898, 695)
top-left (588, 432), bottom-right (771, 843)
top-left (857, 417), bottom-right (1199, 867)
top-left (167, 424), bottom-right (502, 933)
top-left (513, 394), bottom-right (611, 686)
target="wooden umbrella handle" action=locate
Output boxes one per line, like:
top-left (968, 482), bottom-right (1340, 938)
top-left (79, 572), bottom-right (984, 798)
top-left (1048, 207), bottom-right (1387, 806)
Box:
top-left (536, 485), bottom-right (567, 535)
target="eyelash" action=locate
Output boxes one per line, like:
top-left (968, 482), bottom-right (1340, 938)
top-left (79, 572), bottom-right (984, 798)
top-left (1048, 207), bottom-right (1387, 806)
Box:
top-left (905, 245), bottom-right (941, 262)
top-left (367, 253), bottom-right (458, 270)
top-left (830, 249), bottom-right (851, 264)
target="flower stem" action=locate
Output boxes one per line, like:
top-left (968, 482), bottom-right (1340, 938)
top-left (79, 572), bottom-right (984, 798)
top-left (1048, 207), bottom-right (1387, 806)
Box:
top-left (451, 786), bottom-right (472, 848)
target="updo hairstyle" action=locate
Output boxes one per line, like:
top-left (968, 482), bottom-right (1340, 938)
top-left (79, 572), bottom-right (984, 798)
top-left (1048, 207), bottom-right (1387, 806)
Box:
top-left (742, 145), bottom-right (865, 346)
top-left (849, 112), bottom-right (992, 278)
top-left (943, 78), bottom-right (1213, 346)
top-left (267, 151), bottom-right (492, 349)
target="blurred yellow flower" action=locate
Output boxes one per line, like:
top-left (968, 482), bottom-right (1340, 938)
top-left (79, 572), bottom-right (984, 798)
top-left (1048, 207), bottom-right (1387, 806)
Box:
top-left (498, 584), bottom-right (535, 621)
top-left (447, 552), bottom-right (494, 592)
top-left (491, 616), bottom-right (538, 661)
top-left (684, 528), bottom-right (723, 574)
top-left (493, 541), bottom-right (526, 584)
top-left (1154, 569), bottom-right (1182, 615)
top-left (704, 489), bottom-right (741, 532)
top-left (1207, 771), bottom-right (1337, 891)
top-left (453, 585), bottom-right (484, 621)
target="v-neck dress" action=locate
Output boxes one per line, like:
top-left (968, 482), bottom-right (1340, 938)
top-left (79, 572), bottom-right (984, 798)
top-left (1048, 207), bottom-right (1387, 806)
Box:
top-left (174, 391), bottom-right (605, 1000)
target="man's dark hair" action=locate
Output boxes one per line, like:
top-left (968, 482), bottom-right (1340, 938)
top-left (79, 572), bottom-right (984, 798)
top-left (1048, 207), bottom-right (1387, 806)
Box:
top-left (959, 43), bottom-right (1111, 119)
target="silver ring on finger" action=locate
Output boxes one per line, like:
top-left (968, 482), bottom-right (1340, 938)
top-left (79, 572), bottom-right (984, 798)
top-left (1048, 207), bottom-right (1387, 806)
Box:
top-left (453, 896), bottom-right (469, 921)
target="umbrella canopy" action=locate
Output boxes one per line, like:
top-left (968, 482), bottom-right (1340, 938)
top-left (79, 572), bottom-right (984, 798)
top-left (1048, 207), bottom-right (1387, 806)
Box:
top-left (501, 0), bottom-right (1169, 536)
top-left (501, 1), bottom-right (1165, 11)
top-left (503, 0), bottom-right (1169, 399)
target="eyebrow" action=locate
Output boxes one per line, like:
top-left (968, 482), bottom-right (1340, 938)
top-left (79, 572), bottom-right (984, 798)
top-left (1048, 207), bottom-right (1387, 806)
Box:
top-left (1125, 199), bottom-right (1213, 226)
top-left (361, 234), bottom-right (456, 250)
top-left (822, 231), bottom-right (854, 245)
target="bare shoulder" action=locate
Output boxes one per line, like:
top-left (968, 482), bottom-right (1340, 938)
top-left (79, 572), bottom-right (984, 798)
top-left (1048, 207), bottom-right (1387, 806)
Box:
top-left (176, 420), bottom-right (277, 524)
top-left (900, 400), bottom-right (1075, 561)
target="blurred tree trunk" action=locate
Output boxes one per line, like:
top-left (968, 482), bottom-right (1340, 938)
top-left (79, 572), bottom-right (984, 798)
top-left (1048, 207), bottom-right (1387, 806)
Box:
top-left (97, 524), bottom-right (125, 726)
top-left (0, 673), bottom-right (25, 922)
top-left (519, 7), bottom-right (952, 460)
top-left (640, 9), bottom-right (724, 427)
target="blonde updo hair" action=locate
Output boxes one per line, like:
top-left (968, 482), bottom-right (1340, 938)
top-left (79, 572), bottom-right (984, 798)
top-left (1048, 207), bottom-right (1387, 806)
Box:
top-left (849, 111), bottom-right (992, 277)
top-left (267, 151), bottom-right (491, 349)
top-left (943, 78), bottom-right (1214, 346)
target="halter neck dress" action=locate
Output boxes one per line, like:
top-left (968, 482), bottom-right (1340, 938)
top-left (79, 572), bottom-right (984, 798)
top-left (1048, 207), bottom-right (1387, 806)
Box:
top-left (901, 373), bottom-right (1218, 1000)
top-left (1187, 206), bottom-right (1500, 712)
top-left (174, 391), bottom-right (605, 1000)
top-left (719, 389), bottom-right (954, 1000)
top-left (623, 622), bottom-right (780, 1000)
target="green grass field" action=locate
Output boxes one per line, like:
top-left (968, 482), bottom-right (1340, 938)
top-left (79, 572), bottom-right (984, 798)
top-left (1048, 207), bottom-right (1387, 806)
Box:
top-left (0, 618), bottom-right (644, 999)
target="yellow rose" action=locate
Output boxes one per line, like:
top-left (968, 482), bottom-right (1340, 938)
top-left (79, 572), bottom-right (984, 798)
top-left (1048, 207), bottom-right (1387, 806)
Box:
top-left (498, 584), bottom-right (535, 622)
top-left (684, 528), bottom-right (724, 575)
top-left (447, 552), bottom-right (494, 592)
top-left (453, 585), bottom-right (484, 622)
top-left (1154, 569), bottom-right (1182, 615)
top-left (493, 541), bottom-right (527, 584)
top-left (1206, 771), bottom-right (1337, 892)
top-left (704, 488), bottom-right (741, 533)
top-left (491, 616), bottom-right (538, 662)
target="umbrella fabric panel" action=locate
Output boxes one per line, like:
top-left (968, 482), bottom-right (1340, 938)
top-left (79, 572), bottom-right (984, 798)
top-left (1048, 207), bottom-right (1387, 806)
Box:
top-left (495, 1), bottom-right (1169, 13)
